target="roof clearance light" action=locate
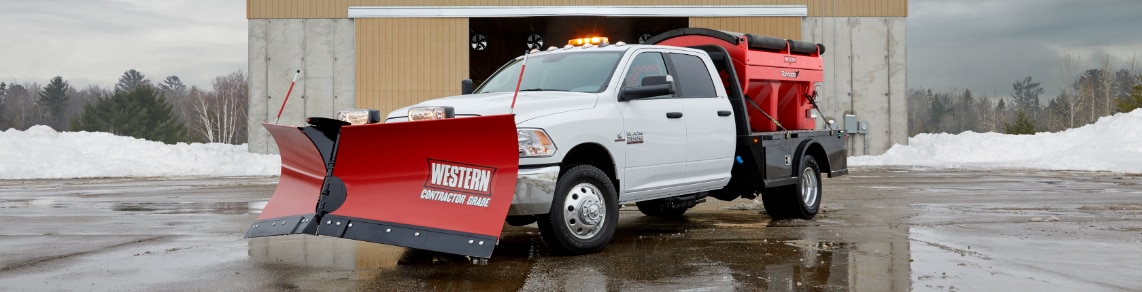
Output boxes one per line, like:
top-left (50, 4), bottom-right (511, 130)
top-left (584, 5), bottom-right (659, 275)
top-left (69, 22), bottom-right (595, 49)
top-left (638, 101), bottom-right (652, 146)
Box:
top-left (567, 37), bottom-right (609, 46)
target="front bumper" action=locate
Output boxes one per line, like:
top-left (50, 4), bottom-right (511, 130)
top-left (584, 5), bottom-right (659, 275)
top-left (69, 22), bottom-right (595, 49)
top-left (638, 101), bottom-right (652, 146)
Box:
top-left (508, 165), bottom-right (559, 215)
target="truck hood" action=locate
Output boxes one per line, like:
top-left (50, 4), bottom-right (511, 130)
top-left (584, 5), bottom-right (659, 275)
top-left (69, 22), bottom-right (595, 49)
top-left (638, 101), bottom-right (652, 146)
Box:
top-left (386, 91), bottom-right (599, 123)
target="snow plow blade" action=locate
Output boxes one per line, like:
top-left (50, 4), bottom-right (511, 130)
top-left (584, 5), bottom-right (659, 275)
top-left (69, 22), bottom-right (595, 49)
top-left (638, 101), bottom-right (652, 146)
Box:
top-left (246, 115), bottom-right (520, 258)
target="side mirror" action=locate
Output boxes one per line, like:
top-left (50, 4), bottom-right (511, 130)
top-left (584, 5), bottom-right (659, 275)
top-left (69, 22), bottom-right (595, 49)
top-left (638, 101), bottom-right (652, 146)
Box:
top-left (619, 75), bottom-right (674, 101)
top-left (461, 79), bottom-right (474, 95)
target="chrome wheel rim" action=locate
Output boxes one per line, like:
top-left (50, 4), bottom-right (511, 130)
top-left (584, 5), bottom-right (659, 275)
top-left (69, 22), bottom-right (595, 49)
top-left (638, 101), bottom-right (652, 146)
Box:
top-left (562, 182), bottom-right (605, 240)
top-left (801, 167), bottom-right (819, 208)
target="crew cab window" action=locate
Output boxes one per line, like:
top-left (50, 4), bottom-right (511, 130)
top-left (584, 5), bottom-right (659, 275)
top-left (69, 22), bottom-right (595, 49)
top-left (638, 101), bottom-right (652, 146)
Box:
top-left (476, 52), bottom-right (623, 94)
top-left (622, 52), bottom-right (669, 89)
top-left (668, 53), bottom-right (718, 98)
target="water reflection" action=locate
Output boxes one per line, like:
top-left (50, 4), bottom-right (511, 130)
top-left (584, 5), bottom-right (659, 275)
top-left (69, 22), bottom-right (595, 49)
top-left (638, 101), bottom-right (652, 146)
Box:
top-left (110, 202), bottom-right (258, 214)
top-left (248, 236), bottom-right (402, 269)
top-left (246, 209), bottom-right (912, 291)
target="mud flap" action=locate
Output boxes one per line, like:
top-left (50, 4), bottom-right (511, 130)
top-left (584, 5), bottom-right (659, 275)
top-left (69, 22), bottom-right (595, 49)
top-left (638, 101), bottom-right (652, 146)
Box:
top-left (246, 115), bottom-right (520, 258)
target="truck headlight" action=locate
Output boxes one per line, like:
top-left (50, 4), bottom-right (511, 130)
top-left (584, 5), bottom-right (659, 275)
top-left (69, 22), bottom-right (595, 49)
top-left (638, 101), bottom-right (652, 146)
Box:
top-left (518, 129), bottom-right (557, 157)
top-left (408, 106), bottom-right (455, 121)
top-left (335, 109), bottom-right (381, 125)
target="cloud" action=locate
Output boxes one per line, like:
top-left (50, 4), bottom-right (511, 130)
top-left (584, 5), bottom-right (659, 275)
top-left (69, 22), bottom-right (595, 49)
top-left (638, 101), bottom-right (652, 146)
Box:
top-left (0, 0), bottom-right (247, 89)
top-left (908, 0), bottom-right (1142, 97)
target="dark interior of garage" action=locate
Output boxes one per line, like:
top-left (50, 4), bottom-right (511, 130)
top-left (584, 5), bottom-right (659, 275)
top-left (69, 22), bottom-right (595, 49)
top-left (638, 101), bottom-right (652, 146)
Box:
top-left (468, 16), bottom-right (687, 86)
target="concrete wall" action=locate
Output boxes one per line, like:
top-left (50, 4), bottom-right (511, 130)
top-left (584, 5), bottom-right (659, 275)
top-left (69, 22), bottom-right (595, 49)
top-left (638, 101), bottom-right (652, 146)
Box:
top-left (248, 19), bottom-right (356, 154)
top-left (803, 17), bottom-right (907, 156)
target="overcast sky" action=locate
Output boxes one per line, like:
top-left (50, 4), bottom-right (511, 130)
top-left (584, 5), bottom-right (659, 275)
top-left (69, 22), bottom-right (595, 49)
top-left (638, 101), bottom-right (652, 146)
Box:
top-left (909, 0), bottom-right (1142, 98)
top-left (0, 0), bottom-right (246, 89)
top-left (1, 1), bottom-right (1139, 98)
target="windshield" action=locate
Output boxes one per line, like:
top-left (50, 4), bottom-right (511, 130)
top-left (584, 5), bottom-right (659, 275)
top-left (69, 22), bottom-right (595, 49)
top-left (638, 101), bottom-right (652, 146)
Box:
top-left (476, 51), bottom-right (623, 94)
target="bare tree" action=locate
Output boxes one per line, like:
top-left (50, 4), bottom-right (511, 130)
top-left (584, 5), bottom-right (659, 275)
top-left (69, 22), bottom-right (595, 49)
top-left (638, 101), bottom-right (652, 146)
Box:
top-left (65, 85), bottom-right (106, 128)
top-left (1099, 54), bottom-right (1116, 115)
top-left (1059, 53), bottom-right (1082, 128)
top-left (1074, 69), bottom-right (1104, 126)
top-left (191, 70), bottom-right (249, 144)
top-left (976, 97), bottom-right (998, 132)
top-left (3, 82), bottom-right (45, 130)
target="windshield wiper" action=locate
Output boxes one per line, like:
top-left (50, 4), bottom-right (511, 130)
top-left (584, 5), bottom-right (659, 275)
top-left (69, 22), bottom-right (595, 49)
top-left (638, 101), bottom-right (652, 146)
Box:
top-left (518, 88), bottom-right (569, 92)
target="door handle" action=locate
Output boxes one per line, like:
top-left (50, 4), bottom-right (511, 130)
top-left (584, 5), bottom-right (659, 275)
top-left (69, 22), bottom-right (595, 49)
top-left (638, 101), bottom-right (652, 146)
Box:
top-left (666, 112), bottom-right (684, 119)
top-left (717, 110), bottom-right (732, 116)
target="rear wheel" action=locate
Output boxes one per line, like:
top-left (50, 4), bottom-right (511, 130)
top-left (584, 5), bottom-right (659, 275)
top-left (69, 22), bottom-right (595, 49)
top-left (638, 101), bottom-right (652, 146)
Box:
top-left (537, 165), bottom-right (618, 255)
top-left (762, 155), bottom-right (822, 220)
top-left (636, 199), bottom-right (689, 217)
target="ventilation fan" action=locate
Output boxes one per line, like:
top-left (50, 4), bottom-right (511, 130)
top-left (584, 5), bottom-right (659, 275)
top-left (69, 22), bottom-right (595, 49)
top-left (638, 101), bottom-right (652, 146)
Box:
top-left (470, 34), bottom-right (488, 51)
top-left (527, 33), bottom-right (544, 50)
top-left (638, 33), bottom-right (653, 44)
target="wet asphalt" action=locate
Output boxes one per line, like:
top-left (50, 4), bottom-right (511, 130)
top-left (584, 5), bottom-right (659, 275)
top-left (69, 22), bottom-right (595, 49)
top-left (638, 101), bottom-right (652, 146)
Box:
top-left (0, 168), bottom-right (1140, 291)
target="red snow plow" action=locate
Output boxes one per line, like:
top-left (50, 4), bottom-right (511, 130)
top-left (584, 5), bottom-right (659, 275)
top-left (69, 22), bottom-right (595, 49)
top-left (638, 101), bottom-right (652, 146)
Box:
top-left (246, 114), bottom-right (519, 258)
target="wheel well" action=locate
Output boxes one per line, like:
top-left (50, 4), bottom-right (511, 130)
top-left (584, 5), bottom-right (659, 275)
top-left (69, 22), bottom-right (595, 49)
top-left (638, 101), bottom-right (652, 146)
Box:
top-left (560, 143), bottom-right (618, 191)
top-left (802, 142), bottom-right (830, 175)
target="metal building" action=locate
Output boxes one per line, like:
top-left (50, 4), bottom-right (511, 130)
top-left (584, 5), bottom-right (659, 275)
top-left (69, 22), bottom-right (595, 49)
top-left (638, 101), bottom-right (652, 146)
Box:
top-left (245, 0), bottom-right (908, 156)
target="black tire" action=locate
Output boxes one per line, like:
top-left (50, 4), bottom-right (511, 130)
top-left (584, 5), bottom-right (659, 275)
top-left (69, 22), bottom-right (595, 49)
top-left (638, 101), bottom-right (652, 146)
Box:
top-left (762, 155), bottom-right (822, 220)
top-left (636, 199), bottom-right (689, 217)
top-left (505, 215), bottom-right (538, 226)
top-left (537, 165), bottom-right (619, 255)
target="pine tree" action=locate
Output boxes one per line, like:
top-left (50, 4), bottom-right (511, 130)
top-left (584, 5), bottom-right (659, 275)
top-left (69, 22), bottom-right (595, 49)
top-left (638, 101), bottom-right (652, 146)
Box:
top-left (1011, 76), bottom-right (1044, 114)
top-left (38, 76), bottom-right (71, 130)
top-left (116, 69), bottom-right (150, 92)
top-left (1004, 111), bottom-right (1037, 135)
top-left (1116, 78), bottom-right (1142, 113)
top-left (159, 75), bottom-right (187, 95)
top-left (71, 85), bottom-right (188, 144)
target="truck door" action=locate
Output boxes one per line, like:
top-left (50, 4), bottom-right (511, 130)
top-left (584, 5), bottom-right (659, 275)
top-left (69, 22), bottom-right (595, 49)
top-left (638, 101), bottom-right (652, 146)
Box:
top-left (667, 52), bottom-right (736, 187)
top-left (616, 51), bottom-right (689, 198)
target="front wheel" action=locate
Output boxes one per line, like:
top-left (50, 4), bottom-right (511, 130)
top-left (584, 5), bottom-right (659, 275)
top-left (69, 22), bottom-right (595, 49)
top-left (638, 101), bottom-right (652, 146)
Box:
top-left (762, 155), bottom-right (822, 220)
top-left (537, 165), bottom-right (619, 255)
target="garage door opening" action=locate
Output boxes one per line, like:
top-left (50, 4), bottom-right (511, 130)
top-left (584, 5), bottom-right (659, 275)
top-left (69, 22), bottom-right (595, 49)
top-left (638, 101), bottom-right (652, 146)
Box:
top-left (468, 17), bottom-right (687, 87)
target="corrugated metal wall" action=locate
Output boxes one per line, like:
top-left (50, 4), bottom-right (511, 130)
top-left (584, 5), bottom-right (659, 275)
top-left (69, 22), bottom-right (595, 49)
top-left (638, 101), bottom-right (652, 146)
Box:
top-left (355, 18), bottom-right (468, 114)
top-left (247, 0), bottom-right (908, 19)
top-left (690, 17), bottom-right (801, 40)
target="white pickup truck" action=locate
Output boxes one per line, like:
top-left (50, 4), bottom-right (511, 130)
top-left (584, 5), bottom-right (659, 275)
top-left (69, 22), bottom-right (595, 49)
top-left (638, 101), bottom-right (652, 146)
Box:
top-left (247, 28), bottom-right (847, 258)
top-left (385, 28), bottom-right (848, 254)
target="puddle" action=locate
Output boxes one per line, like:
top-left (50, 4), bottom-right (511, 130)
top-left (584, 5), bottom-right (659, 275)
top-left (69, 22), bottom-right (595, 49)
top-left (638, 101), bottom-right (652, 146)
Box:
top-left (111, 202), bottom-right (258, 215)
top-left (0, 198), bottom-right (64, 208)
top-left (245, 211), bottom-right (909, 291)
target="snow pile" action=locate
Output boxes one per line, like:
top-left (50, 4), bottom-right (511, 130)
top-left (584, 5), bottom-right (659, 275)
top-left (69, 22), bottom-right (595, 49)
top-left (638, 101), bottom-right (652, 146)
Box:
top-left (852, 109), bottom-right (1142, 173)
top-left (0, 126), bottom-right (280, 179)
top-left (3, 109), bottom-right (1141, 179)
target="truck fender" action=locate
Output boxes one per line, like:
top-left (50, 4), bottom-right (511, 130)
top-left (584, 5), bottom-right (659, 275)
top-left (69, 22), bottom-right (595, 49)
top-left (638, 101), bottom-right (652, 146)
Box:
top-left (792, 140), bottom-right (831, 177)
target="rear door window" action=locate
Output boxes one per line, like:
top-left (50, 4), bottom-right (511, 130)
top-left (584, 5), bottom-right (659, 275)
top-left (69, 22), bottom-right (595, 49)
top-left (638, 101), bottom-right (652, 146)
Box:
top-left (668, 53), bottom-right (718, 98)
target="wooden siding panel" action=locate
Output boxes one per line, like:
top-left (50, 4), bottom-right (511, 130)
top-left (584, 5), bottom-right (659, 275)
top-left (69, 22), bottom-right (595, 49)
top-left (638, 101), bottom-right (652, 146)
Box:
top-left (249, 0), bottom-right (908, 19)
top-left (355, 18), bottom-right (469, 114)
